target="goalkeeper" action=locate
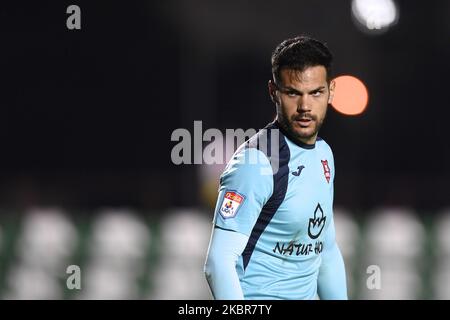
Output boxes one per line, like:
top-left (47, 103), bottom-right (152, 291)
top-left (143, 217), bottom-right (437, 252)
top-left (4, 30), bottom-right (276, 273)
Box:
top-left (204, 36), bottom-right (347, 300)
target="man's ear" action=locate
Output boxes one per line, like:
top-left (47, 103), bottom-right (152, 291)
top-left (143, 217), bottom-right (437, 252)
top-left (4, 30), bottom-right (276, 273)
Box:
top-left (268, 80), bottom-right (279, 104)
top-left (328, 79), bottom-right (336, 104)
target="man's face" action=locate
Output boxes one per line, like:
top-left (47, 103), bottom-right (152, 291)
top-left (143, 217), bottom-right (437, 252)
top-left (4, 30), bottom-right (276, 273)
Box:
top-left (269, 66), bottom-right (335, 145)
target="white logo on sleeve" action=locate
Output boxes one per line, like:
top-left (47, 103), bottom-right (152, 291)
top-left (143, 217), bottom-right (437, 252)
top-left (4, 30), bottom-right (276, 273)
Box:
top-left (219, 191), bottom-right (245, 219)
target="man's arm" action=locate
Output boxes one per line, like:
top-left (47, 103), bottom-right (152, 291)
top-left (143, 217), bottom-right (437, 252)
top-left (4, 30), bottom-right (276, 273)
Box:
top-left (204, 228), bottom-right (249, 299)
top-left (317, 217), bottom-right (348, 300)
top-left (317, 147), bottom-right (347, 299)
top-left (204, 146), bottom-right (273, 299)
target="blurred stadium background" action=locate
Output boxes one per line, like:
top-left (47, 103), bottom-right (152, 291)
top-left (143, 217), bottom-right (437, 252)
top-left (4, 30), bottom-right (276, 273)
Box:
top-left (0, 207), bottom-right (450, 299)
top-left (0, 0), bottom-right (449, 299)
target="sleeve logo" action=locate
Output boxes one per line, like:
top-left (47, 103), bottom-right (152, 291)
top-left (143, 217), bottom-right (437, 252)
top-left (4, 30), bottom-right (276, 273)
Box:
top-left (219, 191), bottom-right (245, 219)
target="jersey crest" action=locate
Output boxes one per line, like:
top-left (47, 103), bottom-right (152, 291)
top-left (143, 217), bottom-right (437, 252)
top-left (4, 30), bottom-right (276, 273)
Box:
top-left (321, 159), bottom-right (331, 183)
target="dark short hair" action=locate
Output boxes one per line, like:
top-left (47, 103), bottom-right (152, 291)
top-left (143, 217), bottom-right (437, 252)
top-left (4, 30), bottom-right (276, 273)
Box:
top-left (271, 36), bottom-right (333, 84)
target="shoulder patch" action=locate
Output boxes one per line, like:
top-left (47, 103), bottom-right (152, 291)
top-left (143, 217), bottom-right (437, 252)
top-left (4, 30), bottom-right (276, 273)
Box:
top-left (219, 191), bottom-right (245, 219)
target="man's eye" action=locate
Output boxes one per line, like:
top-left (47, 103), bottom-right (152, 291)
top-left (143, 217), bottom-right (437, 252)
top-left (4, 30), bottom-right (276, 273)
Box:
top-left (312, 91), bottom-right (323, 97)
top-left (287, 92), bottom-right (298, 97)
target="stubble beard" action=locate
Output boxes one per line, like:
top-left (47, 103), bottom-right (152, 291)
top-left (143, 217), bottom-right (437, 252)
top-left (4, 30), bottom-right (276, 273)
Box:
top-left (278, 108), bottom-right (326, 144)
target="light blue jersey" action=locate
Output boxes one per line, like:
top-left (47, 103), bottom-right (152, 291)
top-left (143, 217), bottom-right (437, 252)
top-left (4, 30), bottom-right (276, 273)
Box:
top-left (205, 120), bottom-right (347, 300)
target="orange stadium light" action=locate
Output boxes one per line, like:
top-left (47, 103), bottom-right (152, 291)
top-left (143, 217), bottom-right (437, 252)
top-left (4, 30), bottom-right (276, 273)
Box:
top-left (331, 75), bottom-right (369, 116)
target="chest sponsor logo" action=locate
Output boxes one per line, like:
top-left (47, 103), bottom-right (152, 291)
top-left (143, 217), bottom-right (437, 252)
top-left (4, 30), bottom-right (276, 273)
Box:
top-left (219, 191), bottom-right (245, 219)
top-left (273, 240), bottom-right (323, 256)
top-left (321, 159), bottom-right (331, 183)
top-left (308, 203), bottom-right (327, 239)
top-left (272, 203), bottom-right (327, 257)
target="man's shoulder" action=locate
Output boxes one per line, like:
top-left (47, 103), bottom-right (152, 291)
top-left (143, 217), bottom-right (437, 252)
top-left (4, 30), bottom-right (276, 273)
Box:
top-left (245, 122), bottom-right (280, 152)
top-left (229, 144), bottom-right (271, 167)
top-left (220, 125), bottom-right (279, 183)
top-left (221, 145), bottom-right (272, 181)
top-left (316, 137), bottom-right (333, 155)
top-left (233, 121), bottom-right (281, 163)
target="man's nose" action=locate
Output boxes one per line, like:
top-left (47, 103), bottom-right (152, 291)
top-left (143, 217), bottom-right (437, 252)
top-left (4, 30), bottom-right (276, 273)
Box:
top-left (297, 96), bottom-right (311, 112)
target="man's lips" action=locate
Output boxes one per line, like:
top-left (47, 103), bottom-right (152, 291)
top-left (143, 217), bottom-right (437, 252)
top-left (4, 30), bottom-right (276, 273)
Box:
top-left (294, 118), bottom-right (313, 127)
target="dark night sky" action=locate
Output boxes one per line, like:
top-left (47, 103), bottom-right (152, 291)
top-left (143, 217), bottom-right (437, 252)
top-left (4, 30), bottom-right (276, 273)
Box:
top-left (0, 1), bottom-right (448, 212)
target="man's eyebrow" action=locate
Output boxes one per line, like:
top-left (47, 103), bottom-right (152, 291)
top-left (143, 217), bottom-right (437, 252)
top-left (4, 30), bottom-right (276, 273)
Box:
top-left (280, 85), bottom-right (326, 94)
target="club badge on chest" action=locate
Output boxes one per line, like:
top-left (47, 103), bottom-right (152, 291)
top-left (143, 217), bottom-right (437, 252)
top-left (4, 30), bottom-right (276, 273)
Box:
top-left (321, 160), bottom-right (331, 183)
